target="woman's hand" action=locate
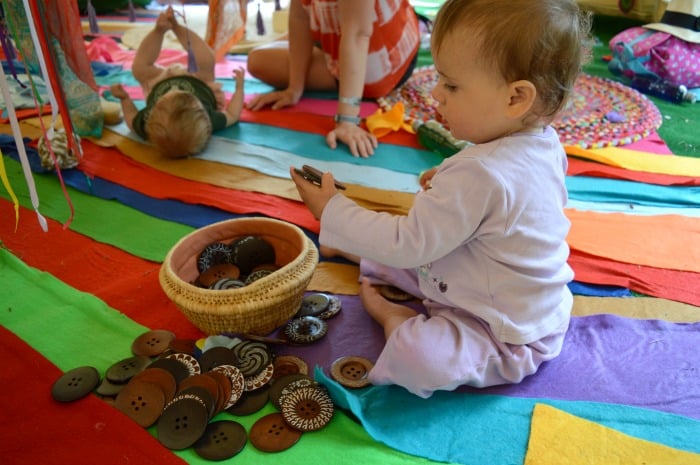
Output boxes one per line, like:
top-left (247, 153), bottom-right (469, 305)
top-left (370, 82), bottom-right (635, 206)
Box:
top-left (327, 122), bottom-right (378, 158)
top-left (109, 83), bottom-right (129, 100)
top-left (290, 167), bottom-right (339, 220)
top-left (247, 88), bottom-right (302, 111)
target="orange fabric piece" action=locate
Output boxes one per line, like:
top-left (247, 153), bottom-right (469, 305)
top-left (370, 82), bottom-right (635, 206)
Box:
top-left (566, 209), bottom-right (700, 273)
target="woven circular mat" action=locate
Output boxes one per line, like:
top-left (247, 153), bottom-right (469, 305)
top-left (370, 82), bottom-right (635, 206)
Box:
top-left (378, 66), bottom-right (663, 149)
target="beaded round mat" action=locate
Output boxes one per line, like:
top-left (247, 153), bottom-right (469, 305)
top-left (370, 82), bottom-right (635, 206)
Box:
top-left (378, 66), bottom-right (663, 149)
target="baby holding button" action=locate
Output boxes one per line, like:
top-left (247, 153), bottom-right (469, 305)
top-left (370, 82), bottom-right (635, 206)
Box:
top-left (291, 0), bottom-right (591, 397)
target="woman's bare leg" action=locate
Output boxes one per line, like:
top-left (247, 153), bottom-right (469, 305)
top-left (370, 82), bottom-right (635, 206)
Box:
top-left (247, 41), bottom-right (338, 91)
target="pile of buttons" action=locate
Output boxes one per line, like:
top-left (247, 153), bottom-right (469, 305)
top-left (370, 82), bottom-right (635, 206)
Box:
top-left (195, 235), bottom-right (278, 289)
top-left (51, 329), bottom-right (337, 460)
top-left (282, 292), bottom-right (342, 345)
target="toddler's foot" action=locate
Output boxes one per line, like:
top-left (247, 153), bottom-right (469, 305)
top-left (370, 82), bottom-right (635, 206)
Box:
top-left (360, 278), bottom-right (418, 339)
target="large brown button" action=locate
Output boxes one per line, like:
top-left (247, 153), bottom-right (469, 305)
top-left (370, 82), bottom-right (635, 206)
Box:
top-left (130, 367), bottom-right (177, 404)
top-left (318, 294), bottom-right (342, 320)
top-left (226, 383), bottom-right (270, 416)
top-left (271, 355), bottom-right (309, 381)
top-left (379, 285), bottom-right (415, 302)
top-left (194, 420), bottom-right (247, 461)
top-left (177, 374), bottom-right (221, 414)
top-left (232, 340), bottom-right (271, 377)
top-left (114, 380), bottom-right (166, 428)
top-left (249, 412), bottom-right (302, 452)
top-left (105, 356), bottom-right (151, 384)
top-left (51, 366), bottom-right (100, 402)
top-left (197, 263), bottom-right (241, 288)
top-left (244, 362), bottom-right (274, 392)
top-left (147, 357), bottom-right (192, 385)
top-left (198, 346), bottom-right (238, 373)
top-left (157, 389), bottom-right (211, 450)
top-left (211, 364), bottom-right (245, 410)
top-left (230, 236), bottom-right (276, 276)
top-left (330, 356), bottom-right (374, 389)
top-left (280, 386), bottom-right (334, 432)
top-left (197, 242), bottom-right (233, 273)
top-left (131, 329), bottom-right (176, 357)
top-left (95, 376), bottom-right (125, 398)
top-left (164, 352), bottom-right (201, 376)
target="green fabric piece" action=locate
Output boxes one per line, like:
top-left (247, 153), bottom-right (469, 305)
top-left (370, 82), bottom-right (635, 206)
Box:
top-left (0, 247), bottom-right (457, 465)
top-left (0, 156), bottom-right (192, 262)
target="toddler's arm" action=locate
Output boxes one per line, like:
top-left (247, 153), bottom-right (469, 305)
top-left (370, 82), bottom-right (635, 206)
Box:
top-left (224, 68), bottom-right (246, 126)
top-left (110, 84), bottom-right (138, 131)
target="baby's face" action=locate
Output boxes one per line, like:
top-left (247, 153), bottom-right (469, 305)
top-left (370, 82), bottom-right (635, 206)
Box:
top-left (431, 31), bottom-right (516, 144)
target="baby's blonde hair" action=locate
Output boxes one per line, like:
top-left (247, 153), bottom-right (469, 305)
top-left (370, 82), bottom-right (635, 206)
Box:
top-left (145, 91), bottom-right (212, 158)
top-left (432, 0), bottom-right (592, 122)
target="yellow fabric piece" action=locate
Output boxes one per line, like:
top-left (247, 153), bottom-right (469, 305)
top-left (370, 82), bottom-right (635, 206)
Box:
top-left (525, 404), bottom-right (700, 465)
top-left (365, 102), bottom-right (415, 138)
top-left (566, 209), bottom-right (700, 273)
top-left (309, 262), bottom-right (361, 295)
top-left (566, 145), bottom-right (700, 177)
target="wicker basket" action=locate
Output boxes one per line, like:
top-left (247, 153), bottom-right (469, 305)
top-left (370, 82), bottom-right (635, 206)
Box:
top-left (577, 0), bottom-right (666, 22)
top-left (159, 217), bottom-right (319, 336)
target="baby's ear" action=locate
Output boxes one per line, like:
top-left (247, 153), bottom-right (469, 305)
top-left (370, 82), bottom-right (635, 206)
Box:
top-left (506, 80), bottom-right (537, 119)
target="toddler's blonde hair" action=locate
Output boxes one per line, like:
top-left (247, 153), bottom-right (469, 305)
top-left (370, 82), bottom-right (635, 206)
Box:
top-left (145, 91), bottom-right (212, 158)
top-left (432, 0), bottom-right (592, 122)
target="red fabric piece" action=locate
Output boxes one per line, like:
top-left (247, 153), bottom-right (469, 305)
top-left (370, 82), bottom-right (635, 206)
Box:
top-left (569, 248), bottom-right (700, 307)
top-left (77, 139), bottom-right (321, 234)
top-left (0, 200), bottom-right (204, 339)
top-left (567, 156), bottom-right (700, 186)
top-left (0, 325), bottom-right (187, 465)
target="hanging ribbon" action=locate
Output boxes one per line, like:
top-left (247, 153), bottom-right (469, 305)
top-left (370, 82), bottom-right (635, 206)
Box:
top-left (0, 64), bottom-right (48, 232)
top-left (86, 0), bottom-right (100, 34)
top-left (128, 0), bottom-right (136, 23)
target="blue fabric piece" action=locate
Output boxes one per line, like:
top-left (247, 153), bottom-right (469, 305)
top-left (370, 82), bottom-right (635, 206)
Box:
top-left (566, 175), bottom-right (700, 208)
top-left (568, 281), bottom-right (632, 297)
top-left (217, 122), bottom-right (443, 175)
top-left (317, 367), bottom-right (700, 465)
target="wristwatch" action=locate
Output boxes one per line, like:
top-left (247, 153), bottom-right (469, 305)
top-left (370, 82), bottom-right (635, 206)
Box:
top-left (334, 114), bottom-right (362, 125)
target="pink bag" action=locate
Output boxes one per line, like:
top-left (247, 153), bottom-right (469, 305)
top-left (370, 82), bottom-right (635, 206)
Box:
top-left (609, 26), bottom-right (700, 88)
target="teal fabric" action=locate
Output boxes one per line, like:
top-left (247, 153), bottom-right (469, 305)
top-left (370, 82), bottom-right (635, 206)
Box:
top-left (566, 176), bottom-right (700, 208)
top-left (316, 368), bottom-right (700, 465)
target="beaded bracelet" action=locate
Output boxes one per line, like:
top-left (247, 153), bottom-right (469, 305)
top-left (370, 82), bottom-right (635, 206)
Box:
top-left (338, 96), bottom-right (362, 106)
top-left (334, 114), bottom-right (362, 125)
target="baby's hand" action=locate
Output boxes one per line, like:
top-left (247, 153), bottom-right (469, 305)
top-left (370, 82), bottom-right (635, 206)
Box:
top-left (419, 167), bottom-right (438, 190)
top-left (110, 83), bottom-right (129, 100)
top-left (155, 6), bottom-right (175, 32)
top-left (233, 68), bottom-right (245, 89)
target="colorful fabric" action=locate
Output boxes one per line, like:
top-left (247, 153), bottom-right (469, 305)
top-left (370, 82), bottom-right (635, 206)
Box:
top-left (300, 0), bottom-right (420, 98)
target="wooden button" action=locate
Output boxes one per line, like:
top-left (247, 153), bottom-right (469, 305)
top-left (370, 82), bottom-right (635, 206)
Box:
top-left (198, 346), bottom-right (238, 373)
top-left (105, 356), bottom-right (150, 384)
top-left (197, 242), bottom-right (232, 273)
top-left (226, 384), bottom-right (270, 416)
top-left (296, 293), bottom-right (330, 317)
top-left (379, 285), bottom-right (415, 302)
top-left (114, 380), bottom-right (166, 428)
top-left (280, 386), bottom-right (334, 432)
top-left (131, 329), bottom-right (176, 357)
top-left (197, 263), bottom-right (241, 288)
top-left (51, 366), bottom-right (100, 402)
top-left (284, 316), bottom-right (328, 344)
top-left (330, 356), bottom-right (374, 388)
top-left (194, 420), bottom-right (247, 460)
top-left (147, 357), bottom-right (192, 385)
top-left (269, 373), bottom-right (312, 410)
top-left (249, 412), bottom-right (302, 452)
top-left (130, 367), bottom-right (177, 404)
top-left (271, 355), bottom-right (309, 381)
top-left (157, 391), bottom-right (210, 450)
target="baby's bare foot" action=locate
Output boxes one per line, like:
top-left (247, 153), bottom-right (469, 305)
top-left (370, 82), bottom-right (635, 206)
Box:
top-left (360, 278), bottom-right (417, 339)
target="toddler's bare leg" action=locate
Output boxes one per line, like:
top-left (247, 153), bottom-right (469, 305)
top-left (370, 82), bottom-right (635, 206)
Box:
top-left (132, 8), bottom-right (173, 84)
top-left (360, 278), bottom-right (418, 340)
top-left (170, 15), bottom-right (216, 82)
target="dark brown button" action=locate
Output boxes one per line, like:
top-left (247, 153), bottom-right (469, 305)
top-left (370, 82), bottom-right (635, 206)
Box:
top-left (131, 329), bottom-right (176, 357)
top-left (147, 357), bottom-right (191, 385)
top-left (269, 373), bottom-right (312, 410)
top-left (197, 263), bottom-right (241, 288)
top-left (230, 236), bottom-right (276, 276)
top-left (249, 412), bottom-right (302, 452)
top-left (330, 356), bottom-right (374, 388)
top-left (130, 367), bottom-right (177, 404)
top-left (280, 386), bottom-right (334, 432)
top-left (199, 346), bottom-right (238, 372)
top-left (177, 374), bottom-right (221, 416)
top-left (284, 316), bottom-right (328, 344)
top-left (244, 362), bottom-right (274, 392)
top-left (105, 356), bottom-right (151, 384)
top-left (271, 355), bottom-right (309, 381)
top-left (95, 377), bottom-right (125, 397)
top-left (194, 420), bottom-right (247, 461)
top-left (51, 366), bottom-right (100, 402)
top-left (226, 383), bottom-right (270, 416)
top-left (114, 380), bottom-right (166, 428)
top-left (164, 352), bottom-right (201, 376)
top-left (168, 338), bottom-right (197, 355)
top-left (157, 391), bottom-right (211, 450)
top-left (211, 364), bottom-right (245, 410)
top-left (204, 370), bottom-right (232, 415)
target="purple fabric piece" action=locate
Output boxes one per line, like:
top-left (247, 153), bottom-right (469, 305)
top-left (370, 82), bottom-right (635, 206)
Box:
top-left (273, 296), bottom-right (700, 420)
